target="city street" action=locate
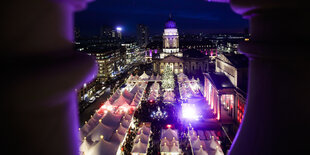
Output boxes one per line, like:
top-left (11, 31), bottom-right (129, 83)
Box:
top-left (79, 87), bottom-right (111, 126)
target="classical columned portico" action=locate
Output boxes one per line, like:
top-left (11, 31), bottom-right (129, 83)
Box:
top-left (228, 0), bottom-right (310, 154)
top-left (3, 0), bottom-right (96, 154)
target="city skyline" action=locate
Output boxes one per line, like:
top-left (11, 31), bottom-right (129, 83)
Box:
top-left (75, 0), bottom-right (248, 36)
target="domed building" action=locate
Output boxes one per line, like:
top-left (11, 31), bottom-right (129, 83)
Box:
top-left (153, 15), bottom-right (209, 75)
top-left (160, 14), bottom-right (182, 59)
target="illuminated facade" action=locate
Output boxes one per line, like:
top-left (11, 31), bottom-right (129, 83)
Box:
top-left (160, 15), bottom-right (182, 59)
top-left (153, 15), bottom-right (209, 75)
top-left (215, 53), bottom-right (248, 90)
top-left (87, 47), bottom-right (126, 82)
top-left (203, 73), bottom-right (235, 121)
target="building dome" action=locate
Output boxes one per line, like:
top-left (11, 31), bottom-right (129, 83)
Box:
top-left (165, 15), bottom-right (176, 29)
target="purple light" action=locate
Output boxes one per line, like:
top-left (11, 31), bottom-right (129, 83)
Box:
top-left (155, 49), bottom-right (158, 54)
top-left (182, 104), bottom-right (199, 120)
top-left (150, 50), bottom-right (152, 57)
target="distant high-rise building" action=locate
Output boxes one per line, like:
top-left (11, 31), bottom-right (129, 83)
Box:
top-left (137, 24), bottom-right (149, 47)
top-left (116, 27), bottom-right (122, 40)
top-left (100, 26), bottom-right (117, 38)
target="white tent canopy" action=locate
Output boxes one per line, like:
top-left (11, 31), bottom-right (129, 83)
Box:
top-left (86, 137), bottom-right (118, 155)
top-left (100, 111), bottom-right (122, 128)
top-left (87, 121), bottom-right (114, 142)
top-left (161, 128), bottom-right (178, 142)
top-left (139, 71), bottom-right (150, 80)
top-left (131, 140), bottom-right (148, 153)
top-left (138, 125), bottom-right (151, 135)
top-left (134, 133), bottom-right (149, 144)
top-left (80, 137), bottom-right (91, 154)
top-left (113, 94), bottom-right (131, 106)
top-left (110, 131), bottom-right (125, 144)
top-left (160, 143), bottom-right (170, 152)
top-left (195, 146), bottom-right (209, 155)
top-left (123, 89), bottom-right (135, 101)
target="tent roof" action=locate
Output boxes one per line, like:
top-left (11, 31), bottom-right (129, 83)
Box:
top-left (192, 138), bottom-right (204, 150)
top-left (134, 133), bottom-right (149, 144)
top-left (80, 138), bottom-right (91, 153)
top-left (206, 137), bottom-right (219, 150)
top-left (123, 89), bottom-right (135, 101)
top-left (87, 116), bottom-right (99, 129)
top-left (113, 94), bottom-right (131, 106)
top-left (160, 143), bottom-right (170, 152)
top-left (120, 119), bottom-right (130, 128)
top-left (117, 124), bottom-right (128, 135)
top-left (140, 71), bottom-right (150, 79)
top-left (109, 91), bottom-right (121, 103)
top-left (110, 131), bottom-right (125, 144)
top-left (131, 141), bottom-right (148, 153)
top-left (195, 147), bottom-right (209, 155)
top-left (161, 128), bottom-right (178, 141)
top-left (130, 85), bottom-right (142, 94)
top-left (100, 111), bottom-right (122, 128)
top-left (138, 125), bottom-right (151, 135)
top-left (86, 138), bottom-right (118, 155)
top-left (87, 122), bottom-right (114, 143)
top-left (170, 144), bottom-right (180, 152)
top-left (80, 123), bottom-right (92, 138)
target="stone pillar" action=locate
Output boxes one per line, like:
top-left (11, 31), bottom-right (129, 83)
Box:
top-left (3, 0), bottom-right (96, 154)
top-left (229, 0), bottom-right (310, 154)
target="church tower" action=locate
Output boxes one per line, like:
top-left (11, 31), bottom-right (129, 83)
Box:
top-left (160, 14), bottom-right (182, 59)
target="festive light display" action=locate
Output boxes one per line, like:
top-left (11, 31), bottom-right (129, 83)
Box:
top-left (150, 106), bottom-right (168, 120)
top-left (181, 104), bottom-right (200, 120)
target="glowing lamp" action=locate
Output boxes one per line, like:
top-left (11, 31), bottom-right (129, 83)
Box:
top-left (182, 104), bottom-right (199, 120)
top-left (116, 27), bottom-right (122, 31)
top-left (167, 124), bottom-right (172, 128)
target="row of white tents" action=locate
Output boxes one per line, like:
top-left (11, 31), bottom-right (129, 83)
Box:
top-left (148, 82), bottom-right (160, 102)
top-left (127, 72), bottom-right (161, 83)
top-left (160, 128), bottom-right (182, 154)
top-left (79, 82), bottom-right (148, 155)
top-left (188, 128), bottom-right (224, 155)
top-left (177, 73), bottom-right (201, 100)
top-left (131, 123), bottom-right (152, 155)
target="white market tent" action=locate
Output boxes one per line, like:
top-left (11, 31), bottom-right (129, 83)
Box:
top-left (188, 128), bottom-right (224, 155)
top-left (140, 71), bottom-right (150, 80)
top-left (161, 128), bottom-right (178, 141)
top-left (112, 94), bottom-right (131, 106)
top-left (123, 89), bottom-right (135, 101)
top-left (131, 124), bottom-right (151, 155)
top-left (195, 146), bottom-right (209, 155)
top-left (80, 137), bottom-right (91, 154)
top-left (160, 128), bottom-right (181, 154)
top-left (110, 130), bottom-right (125, 144)
top-left (100, 111), bottom-right (122, 128)
top-left (134, 133), bottom-right (149, 144)
top-left (87, 121), bottom-right (114, 142)
top-left (131, 140), bottom-right (148, 154)
top-left (160, 143), bottom-right (170, 152)
top-left (86, 136), bottom-right (119, 155)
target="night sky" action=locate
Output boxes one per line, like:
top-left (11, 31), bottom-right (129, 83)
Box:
top-left (75, 0), bottom-right (248, 36)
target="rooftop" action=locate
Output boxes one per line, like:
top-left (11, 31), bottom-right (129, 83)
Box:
top-left (204, 72), bottom-right (234, 90)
